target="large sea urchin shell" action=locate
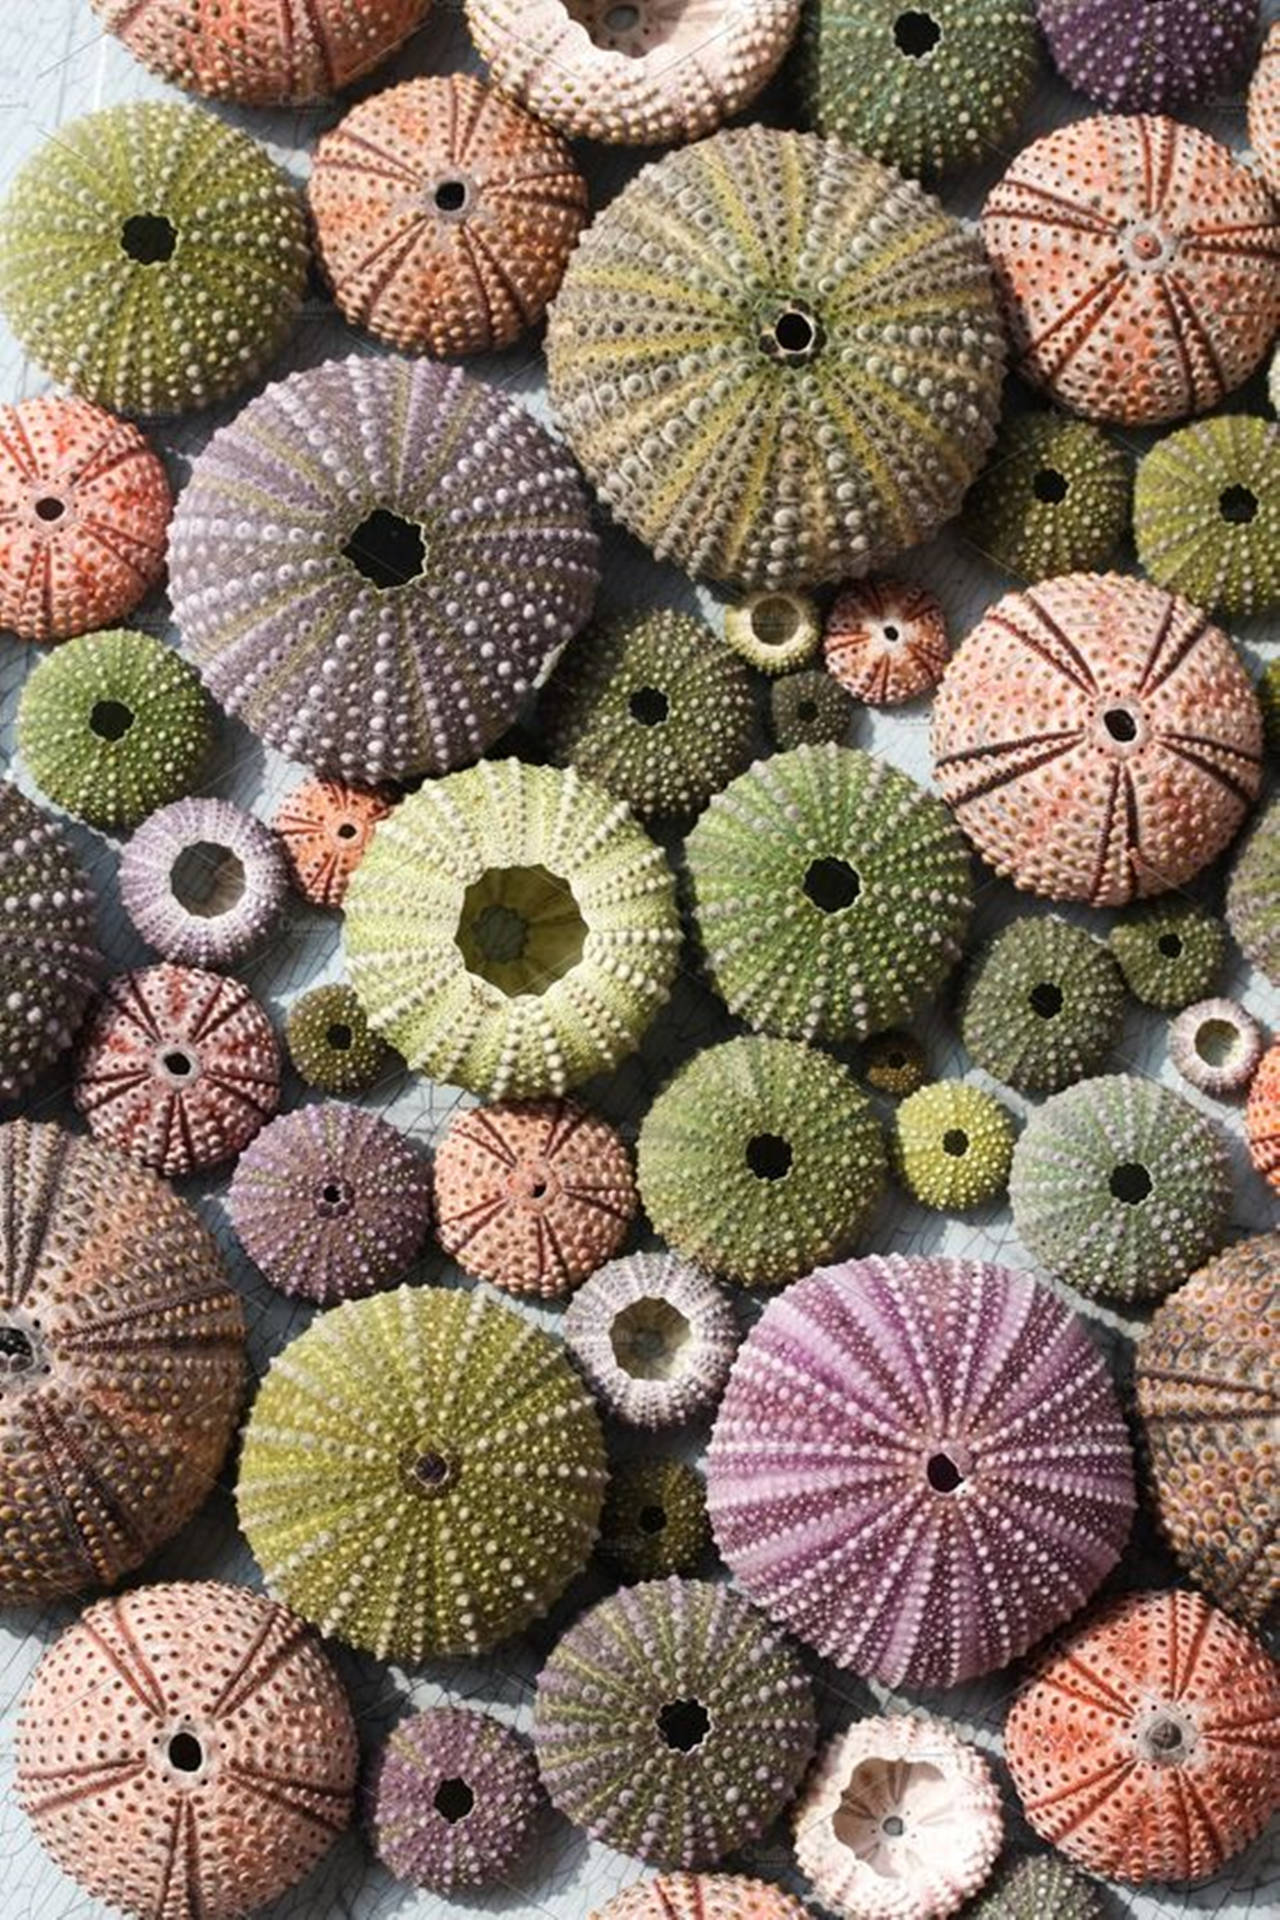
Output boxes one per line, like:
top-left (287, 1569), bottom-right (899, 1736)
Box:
top-left (1135, 414), bottom-right (1280, 616)
top-left (562, 1252), bottom-right (741, 1429)
top-left (591, 1875), bottom-right (812, 1920)
top-left (17, 1581), bottom-right (357, 1920)
top-left (932, 572), bottom-right (1263, 906)
top-left (958, 914), bottom-right (1125, 1094)
top-left (367, 1706), bottom-right (540, 1894)
top-left (958, 410), bottom-right (1131, 582)
top-left (0, 783), bottom-right (101, 1102)
top-left (706, 1254), bottom-right (1134, 1687)
top-left (547, 126), bottom-right (1004, 593)
top-left (1249, 21), bottom-right (1280, 194)
top-left (1036, 1), bottom-right (1258, 112)
top-left (1227, 794), bottom-right (1278, 985)
top-left (273, 778), bottom-right (393, 909)
top-left (1246, 1041), bottom-right (1280, 1193)
top-left (169, 357), bottom-right (599, 785)
top-left (119, 798), bottom-right (288, 970)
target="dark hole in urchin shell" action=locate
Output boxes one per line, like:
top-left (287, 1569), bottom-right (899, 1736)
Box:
top-left (121, 212), bottom-right (177, 263)
top-left (941, 1129), bottom-right (969, 1158)
top-left (882, 624), bottom-right (900, 642)
top-left (804, 857), bottom-right (860, 912)
top-left (1219, 484), bottom-right (1258, 525)
top-left (796, 700), bottom-right (818, 721)
top-left (90, 698), bottom-right (133, 741)
top-left (773, 309), bottom-right (817, 356)
top-left (0, 1325), bottom-right (35, 1371)
top-left (167, 1731), bottom-right (203, 1772)
top-left (433, 179), bottom-right (468, 214)
top-left (162, 1050), bottom-right (194, 1078)
top-left (657, 1697), bottom-right (710, 1751)
top-left (1032, 466), bottom-right (1069, 504)
top-left (320, 1182), bottom-right (343, 1205)
top-left (629, 686), bottom-right (669, 726)
top-left (1158, 932), bottom-right (1183, 959)
top-left (413, 1450), bottom-right (452, 1488)
top-left (1109, 1161), bottom-right (1152, 1205)
top-left (926, 1452), bottom-right (963, 1493)
top-left (1146, 1715), bottom-right (1187, 1757)
top-left (343, 509), bottom-right (426, 590)
top-left (894, 10), bottom-right (941, 57)
top-left (1029, 980), bottom-right (1063, 1018)
top-left (335, 820), bottom-right (359, 840)
top-left (1103, 707), bottom-right (1138, 743)
top-left (326, 1023), bottom-right (353, 1052)
top-left (529, 1179), bottom-right (548, 1199)
top-left (746, 1132), bottom-right (792, 1180)
top-left (882, 1812), bottom-right (906, 1836)
top-left (34, 496), bottom-right (65, 522)
top-left (638, 1504), bottom-right (666, 1535)
top-left (433, 1776), bottom-right (474, 1822)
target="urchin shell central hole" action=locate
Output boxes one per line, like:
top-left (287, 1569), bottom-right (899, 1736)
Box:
top-left (167, 1731), bottom-right (203, 1772)
top-left (657, 1697), bottom-right (710, 1752)
top-left (773, 309), bottom-right (816, 355)
top-left (629, 685), bottom-right (669, 726)
top-left (926, 1451), bottom-right (963, 1492)
top-left (751, 595), bottom-right (801, 645)
top-left (413, 1449), bottom-right (452, 1488)
top-left (335, 820), bottom-right (359, 840)
top-left (1147, 1715), bottom-right (1186, 1755)
top-left (326, 1023), bottom-right (353, 1051)
top-left (610, 1298), bottom-right (692, 1380)
top-left (796, 699), bottom-right (818, 721)
top-left (458, 863), bottom-right (586, 997)
top-left (162, 1050), bottom-right (194, 1078)
top-left (34, 495), bottom-right (65, 521)
top-left (882, 1814), bottom-right (906, 1836)
top-left (0, 1325), bottom-right (35, 1373)
top-left (121, 212), bottom-right (176, 263)
top-left (433, 1776), bottom-right (474, 1822)
top-left (1219, 484), bottom-right (1258, 524)
top-left (1032, 466), bottom-right (1069, 504)
top-left (1110, 1160), bottom-right (1152, 1204)
top-left (606, 2), bottom-right (640, 28)
top-left (894, 9), bottom-right (941, 56)
top-left (1104, 707), bottom-right (1138, 743)
top-left (1194, 1017), bottom-right (1240, 1066)
top-left (1029, 980), bottom-right (1063, 1018)
top-left (320, 1182), bottom-right (344, 1205)
top-left (343, 508), bottom-right (425, 590)
top-left (834, 1757), bottom-right (944, 1873)
top-left (170, 842), bottom-right (247, 919)
top-left (881, 623), bottom-right (901, 643)
top-left (433, 178), bottom-right (468, 214)
top-left (90, 698), bottom-right (133, 741)
top-left (1158, 933), bottom-right (1183, 959)
top-left (638, 1503), bottom-right (666, 1534)
top-left (746, 1132), bottom-right (792, 1180)
top-left (941, 1129), bottom-right (968, 1158)
top-left (804, 857), bottom-right (860, 912)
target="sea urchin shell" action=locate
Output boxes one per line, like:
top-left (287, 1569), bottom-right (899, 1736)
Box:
top-left (1169, 996), bottom-right (1263, 1098)
top-left (0, 783), bottom-right (101, 1102)
top-left (1246, 1041), bottom-right (1280, 1193)
top-left (1249, 21), bottom-right (1280, 195)
top-left (367, 1706), bottom-right (540, 1894)
top-left (822, 577), bottom-right (950, 706)
top-left (967, 1854), bottom-right (1104, 1919)
top-left (599, 1459), bottom-right (710, 1582)
top-left (119, 797), bottom-right (288, 970)
top-left (272, 778), bottom-right (393, 909)
top-left (562, 1251), bottom-right (741, 1429)
top-left (1134, 414), bottom-right (1280, 616)
top-left (958, 410), bottom-right (1131, 581)
top-left (1035, 0), bottom-right (1258, 112)
top-left (1227, 794), bottom-right (1279, 986)
top-left (958, 914), bottom-right (1125, 1094)
top-left (891, 1081), bottom-right (1015, 1211)
top-left (591, 1876), bottom-right (812, 1920)
top-left (1109, 897), bottom-right (1228, 1009)
top-left (285, 983), bottom-right (394, 1096)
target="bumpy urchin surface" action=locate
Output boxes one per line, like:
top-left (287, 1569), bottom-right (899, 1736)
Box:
top-left (237, 1284), bottom-right (606, 1661)
top-left (1169, 996), bottom-right (1264, 1098)
top-left (1246, 1041), bottom-right (1280, 1192)
top-left (802, 0), bottom-right (1040, 180)
top-left (546, 125), bottom-right (1004, 594)
top-left (932, 573), bottom-right (1263, 905)
top-left (0, 394), bottom-right (171, 641)
top-left (862, 1028), bottom-right (928, 1096)
top-left (769, 670), bottom-right (854, 750)
top-left (533, 1576), bottom-right (816, 1868)
top-left (543, 608), bottom-right (755, 821)
top-left (724, 590), bottom-right (822, 674)
top-left (1136, 1233), bottom-right (1278, 1626)
top-left (1005, 1588), bottom-right (1280, 1884)
top-left (0, 783), bottom-right (101, 1102)
top-left (793, 1713), bottom-right (1004, 1920)
top-left (959, 914), bottom-right (1126, 1093)
top-left (562, 1251), bottom-right (741, 1429)
top-left (958, 411), bottom-right (1130, 580)
top-left (227, 1103), bottom-right (432, 1306)
top-left (119, 797), bottom-right (288, 970)
top-left (1260, 659), bottom-right (1280, 753)
top-left (592, 1875), bottom-right (811, 1920)
top-left (1227, 794), bottom-right (1278, 985)
top-left (965, 1852), bottom-right (1105, 1918)
top-left (17, 1581), bottom-right (357, 1920)
top-left (706, 1254), bottom-right (1134, 1688)
top-left (822, 577), bottom-right (950, 706)
top-left (1250, 20), bottom-right (1280, 194)
top-left (981, 114), bottom-right (1280, 425)
top-left (272, 778), bottom-right (394, 909)
top-left (367, 1706), bottom-right (540, 1894)
top-left (891, 1081), bottom-right (1016, 1210)
top-left (466, 0), bottom-right (802, 147)
top-left (637, 1035), bottom-right (887, 1288)
top-left (0, 103), bottom-right (307, 416)
top-left (168, 357), bottom-right (599, 786)
top-left (685, 745), bottom-right (973, 1046)
top-left (1036, 0), bottom-right (1258, 111)
top-left (1008, 1073), bottom-right (1233, 1303)
top-left (285, 982), bottom-right (395, 1095)
top-left (1134, 414), bottom-right (1280, 616)
top-left (18, 626), bottom-right (214, 832)
top-left (74, 963), bottom-right (281, 1177)
top-left (1109, 897), bottom-right (1228, 1009)
top-left (433, 1098), bottom-right (636, 1298)
top-left (344, 759), bottom-right (681, 1099)
top-left (310, 73), bottom-right (586, 357)
top-left (599, 1459), bottom-right (710, 1583)
top-left (0, 1120), bottom-right (244, 1605)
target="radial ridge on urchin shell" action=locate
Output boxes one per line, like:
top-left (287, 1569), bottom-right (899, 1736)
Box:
top-left (367, 1705), bottom-right (541, 1894)
top-left (562, 1251), bottom-right (741, 1429)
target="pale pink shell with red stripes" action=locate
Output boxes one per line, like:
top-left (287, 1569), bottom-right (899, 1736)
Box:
top-left (823, 577), bottom-right (950, 705)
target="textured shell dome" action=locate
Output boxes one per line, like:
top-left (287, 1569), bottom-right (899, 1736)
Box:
top-left (822, 577), bottom-right (950, 706)
top-left (707, 1254), bottom-right (1134, 1687)
top-left (466, 0), bottom-right (803, 146)
top-left (237, 1283), bottom-right (606, 1661)
top-left (532, 1576), bottom-right (816, 1867)
top-left (1134, 414), bottom-right (1280, 616)
top-left (725, 589), bottom-right (822, 674)
top-left (119, 797), bottom-right (288, 970)
top-left (965, 1853), bottom-right (1104, 1918)
top-left (344, 759), bottom-right (681, 1099)
top-left (891, 1081), bottom-right (1015, 1211)
top-left (932, 572), bottom-right (1263, 905)
top-left (958, 914), bottom-right (1126, 1093)
top-left (367, 1706), bottom-right (540, 1893)
top-left (285, 981), bottom-right (395, 1095)
top-left (17, 1581), bottom-right (357, 1920)
top-left (1247, 1041), bottom-right (1280, 1193)
top-left (1169, 995), bottom-right (1264, 1098)
top-left (562, 1251), bottom-right (741, 1429)
top-left (1005, 1588), bottom-right (1280, 1883)
top-left (547, 125), bottom-right (1005, 593)
top-left (0, 1120), bottom-right (244, 1605)
top-left (1137, 1234), bottom-right (1278, 1626)
top-left (1036, 0), bottom-right (1258, 111)
top-left (863, 1028), bottom-right (928, 1096)
top-left (1109, 896), bottom-right (1227, 1009)
top-left (591, 1875), bottom-right (812, 1920)
top-left (1227, 794), bottom-right (1278, 985)
top-left (685, 745), bottom-right (973, 1045)
top-left (273, 778), bottom-right (393, 909)
top-left (0, 783), bottom-right (101, 1102)
top-left (599, 1459), bottom-right (710, 1582)
top-left (1249, 21), bottom-right (1280, 194)
top-left (0, 395), bottom-right (171, 642)
top-left (0, 103), bottom-right (308, 417)
top-left (981, 114), bottom-right (1280, 425)
top-left (770, 669), bottom-right (855, 749)
top-left (958, 410), bottom-right (1131, 581)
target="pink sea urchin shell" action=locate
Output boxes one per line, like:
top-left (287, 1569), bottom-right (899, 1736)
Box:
top-left (1246, 1040), bottom-right (1280, 1192)
top-left (272, 777), bottom-right (393, 909)
top-left (591, 1873), bottom-right (812, 1919)
top-left (823, 578), bottom-right (949, 706)
top-left (932, 572), bottom-right (1262, 905)
top-left (793, 1714), bottom-right (1004, 1920)
top-left (367, 1706), bottom-right (541, 1893)
top-left (1169, 996), bottom-right (1263, 1097)
top-left (119, 797), bottom-right (288, 970)
top-left (1249, 22), bottom-right (1280, 196)
top-left (563, 1251), bottom-right (741, 1428)
top-left (706, 1253), bottom-right (1134, 1688)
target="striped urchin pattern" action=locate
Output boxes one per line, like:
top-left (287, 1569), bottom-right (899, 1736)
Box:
top-left (1227, 795), bottom-right (1278, 985)
top-left (272, 778), bottom-right (393, 909)
top-left (932, 572), bottom-right (1263, 905)
top-left (958, 410), bottom-right (1131, 582)
top-left (562, 1252), bottom-right (741, 1429)
top-left (1036, 0), bottom-right (1258, 111)
top-left (17, 1581), bottom-right (357, 1920)
top-left (1109, 897), bottom-right (1228, 1009)
top-left (967, 1853), bottom-right (1104, 1918)
top-left (981, 114), bottom-right (1280, 425)
top-left (533, 1576), bottom-right (816, 1868)
top-left (599, 1459), bottom-right (710, 1582)
top-left (1135, 414), bottom-right (1280, 616)
top-left (1005, 1588), bottom-right (1280, 1883)
top-left (706, 1254), bottom-right (1134, 1688)
top-left (1250, 21), bottom-right (1280, 194)
top-left (547, 126), bottom-right (1005, 593)
top-left (822, 577), bottom-right (950, 706)
top-left (168, 357), bottom-right (599, 786)
top-left (891, 1081), bottom-right (1015, 1211)
top-left (119, 798), bottom-right (288, 970)
top-left (0, 783), bottom-right (101, 1103)
top-left (367, 1706), bottom-right (540, 1894)
top-left (1169, 996), bottom-right (1263, 1098)
top-left (1246, 1042), bottom-right (1280, 1192)
top-left (591, 1875), bottom-right (812, 1920)
top-left (958, 914), bottom-right (1126, 1094)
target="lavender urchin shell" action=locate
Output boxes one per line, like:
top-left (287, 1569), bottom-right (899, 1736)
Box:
top-left (367, 1706), bottom-right (540, 1894)
top-left (546, 126), bottom-right (1005, 594)
top-left (1136, 1234), bottom-right (1278, 1626)
top-left (0, 1119), bottom-right (244, 1604)
top-left (724, 590), bottom-right (822, 674)
top-left (931, 573), bottom-right (1264, 906)
top-left (237, 1283), bottom-right (606, 1661)
top-left (1109, 897), bottom-right (1228, 1010)
top-left (1036, 0), bottom-right (1258, 111)
top-left (119, 797), bottom-right (288, 970)
top-left (1134, 414), bottom-right (1280, 616)
top-left (0, 104), bottom-right (308, 417)
top-left (591, 1876), bottom-right (812, 1920)
top-left (685, 745), bottom-right (973, 1046)
top-left (532, 1576), bottom-right (816, 1868)
top-left (958, 914), bottom-right (1126, 1094)
top-left (1169, 997), bottom-right (1264, 1098)
top-left (599, 1459), bottom-right (710, 1582)
top-left (793, 1713), bottom-right (1004, 1920)
top-left (0, 783), bottom-right (102, 1102)
top-left (168, 356), bottom-right (599, 786)
top-left (74, 963), bottom-right (281, 1177)
top-left (285, 982), bottom-right (394, 1096)
top-left (822, 577), bottom-right (950, 706)
top-left (343, 759), bottom-right (681, 1099)
top-left (958, 410), bottom-right (1131, 581)
top-left (227, 1103), bottom-right (432, 1306)
top-left (967, 1854), bottom-right (1104, 1919)
top-left (272, 778), bottom-right (393, 910)
top-left (1227, 794), bottom-right (1279, 986)
top-left (1008, 1073), bottom-right (1232, 1304)
top-left (769, 670), bottom-right (855, 750)
top-left (1246, 1041), bottom-right (1280, 1193)
top-left (17, 1581), bottom-right (357, 1920)
top-left (562, 1251), bottom-right (741, 1429)
top-left (1250, 21), bottom-right (1280, 194)
top-left (706, 1254), bottom-right (1134, 1687)
top-left (891, 1081), bottom-right (1015, 1211)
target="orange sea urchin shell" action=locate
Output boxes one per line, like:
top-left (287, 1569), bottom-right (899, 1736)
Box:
top-left (272, 777), bottom-right (393, 909)
top-left (591, 1874), bottom-right (812, 1919)
top-left (1246, 1041), bottom-right (1280, 1192)
top-left (823, 577), bottom-right (950, 706)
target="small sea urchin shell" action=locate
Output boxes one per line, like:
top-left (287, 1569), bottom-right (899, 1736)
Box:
top-left (1135, 414), bottom-right (1280, 616)
top-left (562, 1252), bottom-right (741, 1429)
top-left (822, 578), bottom-right (950, 705)
top-left (119, 798), bottom-right (288, 970)
top-left (967, 1854), bottom-right (1104, 1919)
top-left (1109, 897), bottom-right (1227, 1009)
top-left (724, 590), bottom-right (822, 675)
top-left (0, 783), bottom-right (101, 1102)
top-left (1246, 1041), bottom-right (1280, 1192)
top-left (1169, 997), bottom-right (1263, 1098)
top-left (272, 778), bottom-right (393, 909)
top-left (770, 670), bottom-right (855, 749)
top-left (591, 1875), bottom-right (812, 1920)
top-left (1227, 795), bottom-right (1279, 985)
top-left (959, 914), bottom-right (1125, 1093)
top-left (706, 1254), bottom-right (1134, 1687)
top-left (286, 983), bottom-right (394, 1096)
top-left (599, 1458), bottom-right (710, 1582)
top-left (533, 1576), bottom-right (816, 1868)
top-left (1249, 21), bottom-right (1280, 194)
top-left (367, 1706), bottom-right (540, 1894)
top-left (17, 1581), bottom-right (357, 1920)
top-left (1036, 0), bottom-right (1258, 111)
top-left (891, 1081), bottom-right (1015, 1210)
top-left (958, 410), bottom-right (1130, 581)
top-left (863, 1029), bottom-right (928, 1096)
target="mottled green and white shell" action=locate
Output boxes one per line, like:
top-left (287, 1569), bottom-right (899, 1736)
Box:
top-left (1134, 414), bottom-right (1280, 616)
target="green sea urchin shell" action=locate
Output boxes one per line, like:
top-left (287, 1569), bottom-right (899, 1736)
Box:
top-left (685, 745), bottom-right (973, 1046)
top-left (637, 1035), bottom-right (886, 1288)
top-left (1109, 899), bottom-right (1227, 1010)
top-left (892, 1081), bottom-right (1015, 1211)
top-left (1259, 660), bottom-right (1280, 753)
top-left (285, 983), bottom-right (393, 1095)
top-left (967, 1853), bottom-right (1104, 1918)
top-left (546, 125), bottom-right (1005, 593)
top-left (600, 1460), bottom-right (710, 1583)
top-left (344, 759), bottom-right (681, 1099)
top-left (1134, 415), bottom-right (1280, 617)
top-left (959, 411), bottom-right (1130, 580)
top-left (1227, 796), bottom-right (1278, 985)
top-left (862, 1029), bottom-right (928, 1096)
top-left (0, 103), bottom-right (308, 416)
top-left (18, 628), bottom-right (213, 832)
top-left (724, 592), bottom-right (822, 674)
top-left (959, 915), bottom-right (1126, 1093)
top-left (542, 609), bottom-right (754, 821)
top-left (237, 1283), bottom-right (606, 1661)
top-left (769, 670), bottom-right (855, 749)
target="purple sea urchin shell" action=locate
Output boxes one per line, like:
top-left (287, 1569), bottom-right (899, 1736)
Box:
top-left (227, 1104), bottom-right (432, 1305)
top-left (706, 1254), bottom-right (1135, 1688)
top-left (119, 797), bottom-right (288, 970)
top-left (1035, 1), bottom-right (1258, 113)
top-left (367, 1706), bottom-right (540, 1893)
top-left (562, 1251), bottom-right (741, 1429)
top-left (0, 782), bottom-right (102, 1102)
top-left (1169, 997), bottom-right (1264, 1098)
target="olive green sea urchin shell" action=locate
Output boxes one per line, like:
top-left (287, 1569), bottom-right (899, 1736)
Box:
top-left (863, 1028), bottom-right (928, 1096)
top-left (0, 103), bottom-right (308, 417)
top-left (960, 915), bottom-right (1126, 1093)
top-left (892, 1081), bottom-right (1015, 1211)
top-left (1227, 795), bottom-right (1279, 986)
top-left (769, 670), bottom-right (855, 749)
top-left (1109, 899), bottom-right (1228, 1010)
top-left (724, 591), bottom-right (822, 674)
top-left (600, 1460), bottom-right (710, 1583)
top-left (237, 1284), bottom-right (606, 1661)
top-left (1259, 660), bottom-right (1280, 753)
top-left (967, 1853), bottom-right (1105, 1918)
top-left (960, 411), bottom-right (1131, 581)
top-left (285, 983), bottom-right (395, 1095)
top-left (1134, 415), bottom-right (1280, 616)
